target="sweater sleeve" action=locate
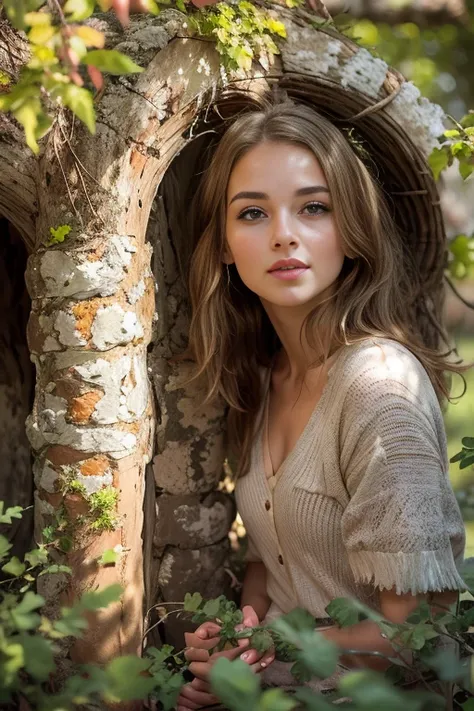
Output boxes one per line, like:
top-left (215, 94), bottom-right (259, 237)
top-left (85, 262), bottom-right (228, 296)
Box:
top-left (339, 343), bottom-right (466, 595)
top-left (244, 534), bottom-right (263, 563)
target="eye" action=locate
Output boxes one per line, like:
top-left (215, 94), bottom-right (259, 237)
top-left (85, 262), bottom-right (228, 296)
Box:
top-left (301, 201), bottom-right (330, 216)
top-left (237, 207), bottom-right (267, 221)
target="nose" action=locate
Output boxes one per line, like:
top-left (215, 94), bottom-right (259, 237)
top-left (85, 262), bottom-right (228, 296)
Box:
top-left (271, 212), bottom-right (298, 249)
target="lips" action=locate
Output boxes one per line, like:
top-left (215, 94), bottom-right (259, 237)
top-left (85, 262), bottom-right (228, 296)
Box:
top-left (268, 258), bottom-right (309, 272)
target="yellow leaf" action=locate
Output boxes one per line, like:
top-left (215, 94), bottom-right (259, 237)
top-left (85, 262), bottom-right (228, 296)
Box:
top-left (29, 24), bottom-right (56, 45)
top-left (25, 11), bottom-right (52, 26)
top-left (76, 26), bottom-right (105, 49)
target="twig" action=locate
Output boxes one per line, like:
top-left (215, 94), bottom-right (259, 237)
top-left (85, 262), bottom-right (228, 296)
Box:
top-left (53, 125), bottom-right (80, 217)
top-left (445, 276), bottom-right (474, 310)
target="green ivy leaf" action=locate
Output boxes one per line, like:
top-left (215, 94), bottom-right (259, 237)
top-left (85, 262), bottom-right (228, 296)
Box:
top-left (54, 606), bottom-right (89, 638)
top-left (2, 642), bottom-right (24, 686)
top-left (257, 688), bottom-right (297, 711)
top-left (97, 548), bottom-right (119, 566)
top-left (104, 656), bottom-right (156, 702)
top-left (292, 687), bottom-right (334, 710)
top-left (48, 224), bottom-right (72, 245)
top-left (3, 0), bottom-right (44, 30)
top-left (18, 633), bottom-right (55, 681)
top-left (59, 84), bottom-right (96, 134)
top-left (2, 556), bottom-right (26, 577)
top-left (11, 592), bottom-right (45, 631)
top-left (0, 534), bottom-right (13, 561)
top-left (210, 658), bottom-right (261, 710)
top-left (202, 598), bottom-right (221, 618)
top-left (184, 592), bottom-right (203, 612)
top-left (429, 146), bottom-right (450, 181)
top-left (63, 0), bottom-right (95, 21)
top-left (250, 629), bottom-right (274, 653)
top-left (0, 503), bottom-right (23, 524)
top-left (38, 564), bottom-right (73, 576)
top-left (462, 437), bottom-right (474, 449)
top-left (338, 669), bottom-right (424, 709)
top-left (326, 597), bottom-right (383, 627)
top-left (460, 453), bottom-right (474, 469)
top-left (459, 161), bottom-right (474, 180)
top-left (77, 583), bottom-right (123, 611)
top-left (83, 50), bottom-right (144, 75)
top-left (24, 546), bottom-right (49, 568)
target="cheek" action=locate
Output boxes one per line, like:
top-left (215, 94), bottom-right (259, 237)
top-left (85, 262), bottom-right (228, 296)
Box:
top-left (226, 226), bottom-right (265, 265)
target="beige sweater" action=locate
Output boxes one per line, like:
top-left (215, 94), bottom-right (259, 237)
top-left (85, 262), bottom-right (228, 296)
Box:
top-left (235, 337), bottom-right (466, 622)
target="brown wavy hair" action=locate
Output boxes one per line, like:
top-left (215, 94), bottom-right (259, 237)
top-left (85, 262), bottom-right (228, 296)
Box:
top-left (186, 100), bottom-right (469, 477)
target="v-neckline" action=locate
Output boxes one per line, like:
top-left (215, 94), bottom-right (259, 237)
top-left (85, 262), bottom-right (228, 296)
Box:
top-left (260, 345), bottom-right (350, 483)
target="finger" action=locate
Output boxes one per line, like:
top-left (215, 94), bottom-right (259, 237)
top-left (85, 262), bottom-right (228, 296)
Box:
top-left (241, 605), bottom-right (259, 627)
top-left (179, 683), bottom-right (219, 707)
top-left (112, 0), bottom-right (130, 26)
top-left (240, 648), bottom-right (263, 665)
top-left (184, 647), bottom-right (210, 663)
top-left (194, 622), bottom-right (222, 639)
top-left (211, 644), bottom-right (247, 662)
top-left (185, 630), bottom-right (220, 650)
top-left (191, 678), bottom-right (212, 693)
top-left (188, 661), bottom-right (213, 680)
top-left (251, 651), bottom-right (275, 674)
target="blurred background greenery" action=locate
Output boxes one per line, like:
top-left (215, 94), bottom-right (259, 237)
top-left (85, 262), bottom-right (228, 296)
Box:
top-left (332, 0), bottom-right (474, 556)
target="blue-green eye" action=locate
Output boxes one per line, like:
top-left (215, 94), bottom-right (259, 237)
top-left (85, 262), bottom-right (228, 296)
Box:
top-left (237, 207), bottom-right (266, 221)
top-left (302, 202), bottom-right (329, 215)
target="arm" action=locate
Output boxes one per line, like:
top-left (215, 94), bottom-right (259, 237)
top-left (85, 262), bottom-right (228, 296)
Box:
top-left (322, 587), bottom-right (459, 671)
top-left (240, 561), bottom-right (272, 622)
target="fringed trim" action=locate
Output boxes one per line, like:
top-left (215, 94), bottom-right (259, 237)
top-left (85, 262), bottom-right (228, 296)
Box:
top-left (348, 548), bottom-right (467, 595)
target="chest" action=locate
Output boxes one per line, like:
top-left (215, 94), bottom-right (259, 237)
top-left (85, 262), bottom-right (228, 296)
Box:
top-left (265, 372), bottom-right (328, 477)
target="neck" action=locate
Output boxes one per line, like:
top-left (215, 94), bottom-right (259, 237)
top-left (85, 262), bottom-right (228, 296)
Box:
top-left (262, 300), bottom-right (332, 380)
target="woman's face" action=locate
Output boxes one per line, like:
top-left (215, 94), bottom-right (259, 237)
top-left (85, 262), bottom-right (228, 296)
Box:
top-left (225, 140), bottom-right (345, 312)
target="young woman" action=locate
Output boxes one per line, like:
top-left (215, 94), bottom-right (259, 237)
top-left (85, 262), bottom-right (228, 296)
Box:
top-left (176, 101), bottom-right (467, 710)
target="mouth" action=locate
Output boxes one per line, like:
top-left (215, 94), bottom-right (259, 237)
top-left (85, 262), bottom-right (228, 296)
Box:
top-left (268, 260), bottom-right (309, 281)
top-left (268, 259), bottom-right (309, 273)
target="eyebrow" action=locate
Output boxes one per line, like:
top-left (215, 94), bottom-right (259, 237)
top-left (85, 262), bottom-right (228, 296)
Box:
top-left (229, 185), bottom-right (330, 205)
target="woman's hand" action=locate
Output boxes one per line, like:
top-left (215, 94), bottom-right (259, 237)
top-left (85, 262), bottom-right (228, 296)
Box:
top-left (177, 621), bottom-right (245, 711)
top-left (110, 0), bottom-right (218, 26)
top-left (235, 605), bottom-right (275, 668)
top-left (176, 605), bottom-right (275, 710)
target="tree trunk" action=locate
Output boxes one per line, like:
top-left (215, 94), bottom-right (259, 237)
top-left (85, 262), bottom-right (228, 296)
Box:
top-left (324, 0), bottom-right (468, 25)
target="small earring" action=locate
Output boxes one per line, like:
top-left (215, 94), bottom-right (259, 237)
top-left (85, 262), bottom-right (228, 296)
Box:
top-left (226, 263), bottom-right (231, 288)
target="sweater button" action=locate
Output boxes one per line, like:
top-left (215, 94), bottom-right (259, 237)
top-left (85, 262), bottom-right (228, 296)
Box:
top-left (278, 554), bottom-right (284, 565)
top-left (265, 500), bottom-right (271, 511)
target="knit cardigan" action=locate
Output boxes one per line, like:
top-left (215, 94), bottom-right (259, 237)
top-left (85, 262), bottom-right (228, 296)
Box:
top-left (235, 337), bottom-right (466, 620)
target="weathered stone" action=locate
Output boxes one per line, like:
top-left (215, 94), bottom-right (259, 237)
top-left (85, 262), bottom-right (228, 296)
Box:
top-left (154, 492), bottom-right (235, 549)
top-left (158, 541), bottom-right (232, 603)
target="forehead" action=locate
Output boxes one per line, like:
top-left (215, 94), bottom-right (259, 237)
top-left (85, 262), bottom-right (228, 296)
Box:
top-left (228, 141), bottom-right (326, 190)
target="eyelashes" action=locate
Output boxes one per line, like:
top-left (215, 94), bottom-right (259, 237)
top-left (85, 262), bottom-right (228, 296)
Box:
top-left (236, 201), bottom-right (330, 221)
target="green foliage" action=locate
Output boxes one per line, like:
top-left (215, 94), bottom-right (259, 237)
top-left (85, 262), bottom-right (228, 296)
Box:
top-left (0, 0), bottom-right (290, 150)
top-left (0, 502), bottom-right (185, 708)
top-left (47, 223), bottom-right (71, 245)
top-left (1, 495), bottom-right (473, 711)
top-left (88, 486), bottom-right (119, 531)
top-left (451, 436), bottom-right (474, 470)
top-left (448, 235), bottom-right (474, 280)
top-left (84, 49), bottom-right (144, 75)
top-left (184, 0), bottom-right (287, 72)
